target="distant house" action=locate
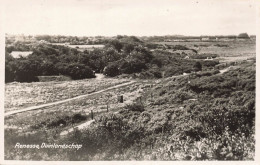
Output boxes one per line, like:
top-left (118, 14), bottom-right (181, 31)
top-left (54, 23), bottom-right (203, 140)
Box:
top-left (10, 51), bottom-right (33, 58)
top-left (201, 37), bottom-right (209, 41)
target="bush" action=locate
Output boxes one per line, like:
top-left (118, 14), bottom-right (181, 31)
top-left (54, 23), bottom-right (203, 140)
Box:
top-left (138, 70), bottom-right (162, 79)
top-left (103, 63), bottom-right (120, 77)
top-left (66, 64), bottom-right (95, 80)
top-left (193, 70), bottom-right (220, 77)
top-left (126, 103), bottom-right (145, 112)
top-left (201, 60), bottom-right (219, 67)
top-left (14, 59), bottom-right (40, 82)
top-left (193, 61), bottom-right (202, 72)
top-left (5, 53), bottom-right (16, 82)
top-left (191, 54), bottom-right (218, 59)
top-left (151, 58), bottom-right (163, 68)
top-left (120, 60), bottom-right (147, 74)
top-left (171, 45), bottom-right (189, 50)
top-left (31, 113), bottom-right (87, 129)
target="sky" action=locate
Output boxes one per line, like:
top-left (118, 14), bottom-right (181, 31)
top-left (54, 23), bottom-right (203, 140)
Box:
top-left (1, 0), bottom-right (257, 36)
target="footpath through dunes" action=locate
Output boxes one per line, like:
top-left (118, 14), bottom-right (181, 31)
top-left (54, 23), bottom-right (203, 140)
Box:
top-left (5, 80), bottom-right (136, 117)
top-left (59, 67), bottom-right (236, 136)
top-left (5, 66), bottom-right (234, 117)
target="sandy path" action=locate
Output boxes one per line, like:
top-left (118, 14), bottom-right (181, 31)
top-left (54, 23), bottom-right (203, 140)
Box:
top-left (94, 73), bottom-right (105, 80)
top-left (60, 120), bottom-right (95, 136)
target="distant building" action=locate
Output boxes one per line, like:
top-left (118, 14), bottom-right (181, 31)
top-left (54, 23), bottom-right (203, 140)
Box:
top-left (201, 37), bottom-right (209, 41)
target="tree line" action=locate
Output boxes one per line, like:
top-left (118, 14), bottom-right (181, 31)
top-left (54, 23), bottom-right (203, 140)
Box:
top-left (5, 36), bottom-right (219, 83)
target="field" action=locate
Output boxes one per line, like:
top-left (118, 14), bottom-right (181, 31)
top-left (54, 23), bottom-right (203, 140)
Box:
top-left (155, 40), bottom-right (256, 62)
top-left (4, 39), bottom-right (256, 160)
top-left (5, 77), bottom-right (129, 112)
top-left (51, 43), bottom-right (105, 51)
top-left (5, 80), bottom-right (150, 129)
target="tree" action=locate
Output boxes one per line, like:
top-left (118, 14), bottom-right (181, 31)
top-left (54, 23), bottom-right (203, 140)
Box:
top-left (107, 39), bottom-right (123, 52)
top-left (238, 33), bottom-right (250, 39)
top-left (5, 53), bottom-right (16, 82)
top-left (40, 61), bottom-right (57, 76)
top-left (120, 59), bottom-right (147, 74)
top-left (66, 63), bottom-right (95, 80)
top-left (15, 59), bottom-right (40, 82)
top-left (123, 43), bottom-right (135, 54)
top-left (103, 63), bottom-right (120, 77)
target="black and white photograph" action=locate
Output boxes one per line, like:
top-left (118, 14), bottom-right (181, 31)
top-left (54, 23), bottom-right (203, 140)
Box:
top-left (0, 0), bottom-right (259, 163)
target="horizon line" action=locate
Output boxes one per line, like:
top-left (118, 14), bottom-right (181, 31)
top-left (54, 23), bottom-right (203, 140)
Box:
top-left (5, 33), bottom-right (256, 38)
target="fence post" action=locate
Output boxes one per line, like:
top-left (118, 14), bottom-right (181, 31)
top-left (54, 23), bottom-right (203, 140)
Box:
top-left (139, 97), bottom-right (142, 104)
top-left (118, 95), bottom-right (124, 103)
top-left (91, 110), bottom-right (94, 120)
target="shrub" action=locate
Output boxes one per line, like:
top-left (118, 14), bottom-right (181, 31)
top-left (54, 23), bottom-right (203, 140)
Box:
top-left (171, 45), bottom-right (189, 50)
top-left (14, 59), bottom-right (40, 82)
top-left (138, 70), bottom-right (162, 79)
top-left (193, 70), bottom-right (220, 77)
top-left (214, 44), bottom-right (228, 47)
top-left (193, 61), bottom-right (202, 72)
top-left (151, 58), bottom-right (163, 68)
top-left (103, 63), bottom-right (120, 77)
top-left (170, 91), bottom-right (193, 104)
top-left (31, 113), bottom-right (87, 129)
top-left (201, 60), bottom-right (219, 67)
top-left (120, 60), bottom-right (147, 74)
top-left (66, 64), bottom-right (95, 80)
top-left (126, 103), bottom-right (145, 112)
top-left (191, 54), bottom-right (218, 59)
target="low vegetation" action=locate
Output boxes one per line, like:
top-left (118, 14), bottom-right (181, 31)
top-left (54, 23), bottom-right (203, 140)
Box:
top-left (4, 35), bottom-right (256, 161)
top-left (5, 63), bottom-right (255, 160)
top-left (5, 78), bottom-right (129, 112)
top-left (6, 36), bottom-right (222, 82)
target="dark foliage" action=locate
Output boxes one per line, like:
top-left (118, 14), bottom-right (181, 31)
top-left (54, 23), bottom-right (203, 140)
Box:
top-left (125, 103), bottom-right (145, 112)
top-left (193, 61), bottom-right (202, 72)
top-left (104, 63), bottom-right (120, 77)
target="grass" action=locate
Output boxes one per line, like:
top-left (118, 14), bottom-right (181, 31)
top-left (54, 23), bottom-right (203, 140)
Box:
top-left (4, 80), bottom-right (150, 133)
top-left (4, 79), bottom-right (155, 160)
top-left (4, 62), bottom-right (255, 160)
top-left (155, 40), bottom-right (255, 63)
top-left (5, 78), bottom-right (129, 112)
